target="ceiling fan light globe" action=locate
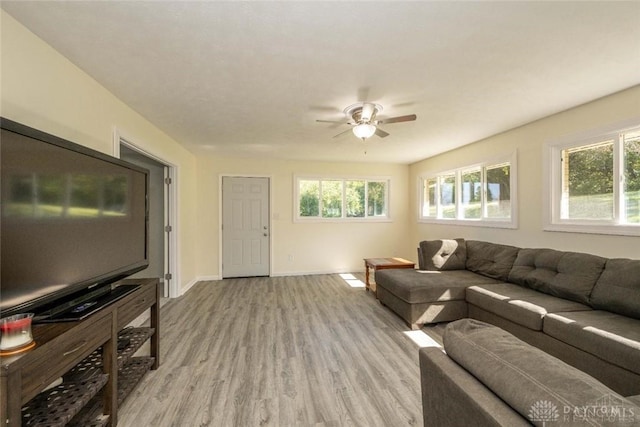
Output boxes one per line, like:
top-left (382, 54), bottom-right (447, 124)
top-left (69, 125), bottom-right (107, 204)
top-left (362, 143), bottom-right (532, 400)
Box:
top-left (352, 124), bottom-right (376, 139)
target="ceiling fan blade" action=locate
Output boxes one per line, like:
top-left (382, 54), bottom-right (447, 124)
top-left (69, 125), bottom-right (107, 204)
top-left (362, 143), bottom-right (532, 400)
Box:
top-left (316, 119), bottom-right (349, 125)
top-left (378, 114), bottom-right (417, 125)
top-left (332, 128), bottom-right (354, 139)
top-left (375, 128), bottom-right (390, 138)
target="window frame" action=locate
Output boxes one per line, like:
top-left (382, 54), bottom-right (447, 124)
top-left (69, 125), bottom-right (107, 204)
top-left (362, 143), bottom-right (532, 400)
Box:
top-left (294, 175), bottom-right (391, 222)
top-left (544, 121), bottom-right (640, 236)
top-left (418, 152), bottom-right (517, 229)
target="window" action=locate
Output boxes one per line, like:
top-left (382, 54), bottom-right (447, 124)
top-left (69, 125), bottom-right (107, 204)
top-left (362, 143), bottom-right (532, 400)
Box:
top-left (321, 180), bottom-right (342, 218)
top-left (623, 130), bottom-right (640, 224)
top-left (299, 180), bottom-right (320, 217)
top-left (546, 125), bottom-right (640, 235)
top-left (296, 176), bottom-right (389, 221)
top-left (562, 141), bottom-right (614, 220)
top-left (485, 163), bottom-right (511, 219)
top-left (421, 177), bottom-right (437, 218)
top-left (346, 180), bottom-right (365, 217)
top-left (439, 173), bottom-right (456, 219)
top-left (419, 153), bottom-right (516, 228)
top-left (367, 181), bottom-right (386, 217)
top-left (461, 168), bottom-right (482, 219)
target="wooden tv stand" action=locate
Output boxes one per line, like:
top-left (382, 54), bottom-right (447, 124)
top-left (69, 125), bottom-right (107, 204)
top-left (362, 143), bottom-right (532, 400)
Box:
top-left (0, 278), bottom-right (160, 426)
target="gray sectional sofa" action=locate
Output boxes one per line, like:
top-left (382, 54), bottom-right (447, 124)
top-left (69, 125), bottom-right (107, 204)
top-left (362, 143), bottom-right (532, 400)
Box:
top-left (374, 240), bottom-right (640, 396)
top-left (420, 319), bottom-right (640, 426)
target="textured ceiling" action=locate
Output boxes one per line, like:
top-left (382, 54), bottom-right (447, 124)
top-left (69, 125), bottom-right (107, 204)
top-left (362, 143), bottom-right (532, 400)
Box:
top-left (2, 1), bottom-right (640, 164)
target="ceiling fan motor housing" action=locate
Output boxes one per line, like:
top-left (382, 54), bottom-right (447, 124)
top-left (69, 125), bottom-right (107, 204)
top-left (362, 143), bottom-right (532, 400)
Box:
top-left (344, 103), bottom-right (382, 124)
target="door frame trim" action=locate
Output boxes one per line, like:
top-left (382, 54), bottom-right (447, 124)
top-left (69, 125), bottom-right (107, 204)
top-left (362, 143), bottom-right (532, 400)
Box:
top-left (219, 174), bottom-right (272, 278)
top-left (113, 127), bottom-right (180, 298)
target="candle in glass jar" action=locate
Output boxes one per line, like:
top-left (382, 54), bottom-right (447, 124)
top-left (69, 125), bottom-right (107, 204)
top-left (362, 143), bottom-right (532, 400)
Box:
top-left (0, 313), bottom-right (34, 350)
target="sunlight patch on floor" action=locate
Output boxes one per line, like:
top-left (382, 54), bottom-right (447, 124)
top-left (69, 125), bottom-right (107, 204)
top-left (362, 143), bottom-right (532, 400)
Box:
top-left (339, 273), bottom-right (365, 288)
top-left (403, 330), bottom-right (443, 348)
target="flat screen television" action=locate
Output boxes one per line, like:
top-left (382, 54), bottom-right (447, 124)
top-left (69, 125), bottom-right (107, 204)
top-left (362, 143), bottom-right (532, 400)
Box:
top-left (1, 117), bottom-right (149, 321)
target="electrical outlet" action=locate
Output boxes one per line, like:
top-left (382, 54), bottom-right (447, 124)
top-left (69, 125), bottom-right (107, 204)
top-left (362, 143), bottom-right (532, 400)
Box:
top-left (288, 254), bottom-right (294, 262)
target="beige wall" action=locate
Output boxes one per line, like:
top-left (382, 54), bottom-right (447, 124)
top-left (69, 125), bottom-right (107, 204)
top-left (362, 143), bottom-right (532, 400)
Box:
top-left (1, 11), bottom-right (199, 293)
top-left (409, 86), bottom-right (640, 258)
top-left (195, 156), bottom-right (412, 279)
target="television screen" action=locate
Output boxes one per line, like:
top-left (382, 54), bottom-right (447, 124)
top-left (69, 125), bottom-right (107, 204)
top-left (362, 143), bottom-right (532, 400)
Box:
top-left (0, 118), bottom-right (149, 317)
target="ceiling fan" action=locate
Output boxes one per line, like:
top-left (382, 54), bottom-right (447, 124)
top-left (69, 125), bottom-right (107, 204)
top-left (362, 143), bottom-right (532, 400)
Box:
top-left (316, 102), bottom-right (417, 141)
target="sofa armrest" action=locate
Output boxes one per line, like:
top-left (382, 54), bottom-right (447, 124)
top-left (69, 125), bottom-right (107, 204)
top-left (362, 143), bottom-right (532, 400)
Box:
top-left (419, 347), bottom-right (529, 427)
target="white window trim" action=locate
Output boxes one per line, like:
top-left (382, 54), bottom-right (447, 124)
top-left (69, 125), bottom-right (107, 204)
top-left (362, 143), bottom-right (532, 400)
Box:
top-left (418, 151), bottom-right (518, 229)
top-left (293, 174), bottom-right (392, 223)
top-left (543, 118), bottom-right (640, 237)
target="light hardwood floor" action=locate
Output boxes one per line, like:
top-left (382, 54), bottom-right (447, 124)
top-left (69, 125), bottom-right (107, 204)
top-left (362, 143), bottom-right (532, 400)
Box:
top-left (118, 274), bottom-right (446, 426)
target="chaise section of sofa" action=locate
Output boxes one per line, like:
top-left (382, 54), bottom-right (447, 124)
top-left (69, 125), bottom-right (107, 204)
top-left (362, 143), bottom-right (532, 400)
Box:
top-left (376, 268), bottom-right (500, 329)
top-left (375, 239), bottom-right (520, 329)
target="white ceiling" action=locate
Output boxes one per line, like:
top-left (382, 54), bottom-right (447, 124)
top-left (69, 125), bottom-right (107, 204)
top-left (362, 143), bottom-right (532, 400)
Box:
top-left (2, 1), bottom-right (640, 164)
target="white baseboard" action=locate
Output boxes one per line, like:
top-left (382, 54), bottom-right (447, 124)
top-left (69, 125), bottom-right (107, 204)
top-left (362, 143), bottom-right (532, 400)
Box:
top-left (271, 268), bottom-right (365, 277)
top-left (196, 275), bottom-right (221, 282)
top-left (178, 270), bottom-right (367, 296)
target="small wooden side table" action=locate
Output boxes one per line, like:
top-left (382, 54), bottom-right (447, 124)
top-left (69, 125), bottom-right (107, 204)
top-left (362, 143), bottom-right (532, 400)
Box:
top-left (363, 257), bottom-right (415, 294)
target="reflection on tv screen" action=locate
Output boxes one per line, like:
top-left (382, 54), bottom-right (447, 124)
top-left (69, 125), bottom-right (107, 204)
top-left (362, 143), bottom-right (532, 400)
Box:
top-left (5, 173), bottom-right (130, 219)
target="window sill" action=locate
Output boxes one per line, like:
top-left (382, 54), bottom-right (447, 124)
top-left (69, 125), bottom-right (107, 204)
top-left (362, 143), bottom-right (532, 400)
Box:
top-left (294, 217), bottom-right (391, 224)
top-left (418, 218), bottom-right (517, 229)
top-left (544, 223), bottom-right (640, 237)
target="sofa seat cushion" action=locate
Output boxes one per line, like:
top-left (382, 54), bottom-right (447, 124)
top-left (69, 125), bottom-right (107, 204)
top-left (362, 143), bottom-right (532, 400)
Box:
top-left (508, 248), bottom-right (606, 305)
top-left (544, 311), bottom-right (640, 376)
top-left (466, 283), bottom-right (592, 330)
top-left (443, 319), bottom-right (640, 426)
top-left (374, 269), bottom-right (500, 304)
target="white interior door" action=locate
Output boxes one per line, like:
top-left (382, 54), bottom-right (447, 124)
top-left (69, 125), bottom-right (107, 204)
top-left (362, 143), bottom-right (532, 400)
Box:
top-left (222, 177), bottom-right (270, 278)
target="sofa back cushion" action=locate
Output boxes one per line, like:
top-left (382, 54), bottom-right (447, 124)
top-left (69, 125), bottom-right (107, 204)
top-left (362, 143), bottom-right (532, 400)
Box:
top-left (591, 258), bottom-right (640, 319)
top-left (443, 319), bottom-right (640, 425)
top-left (465, 240), bottom-right (519, 281)
top-left (418, 239), bottom-right (466, 270)
top-left (508, 248), bottom-right (606, 305)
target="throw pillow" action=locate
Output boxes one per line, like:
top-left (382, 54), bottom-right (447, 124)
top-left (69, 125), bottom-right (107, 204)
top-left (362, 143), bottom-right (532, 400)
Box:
top-left (419, 238), bottom-right (466, 271)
